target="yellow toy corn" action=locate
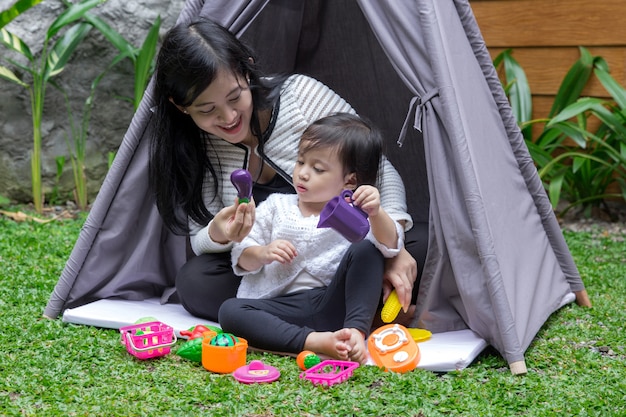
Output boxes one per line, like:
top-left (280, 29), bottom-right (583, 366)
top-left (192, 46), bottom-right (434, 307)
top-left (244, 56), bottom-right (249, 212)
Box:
top-left (381, 290), bottom-right (402, 323)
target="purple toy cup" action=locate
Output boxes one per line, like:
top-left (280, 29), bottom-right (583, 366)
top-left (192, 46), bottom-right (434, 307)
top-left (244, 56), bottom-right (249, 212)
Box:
top-left (317, 189), bottom-right (370, 242)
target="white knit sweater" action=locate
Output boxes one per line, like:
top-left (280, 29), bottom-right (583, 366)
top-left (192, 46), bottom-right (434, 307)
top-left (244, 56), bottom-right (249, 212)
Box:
top-left (232, 193), bottom-right (404, 299)
top-left (189, 74), bottom-right (412, 255)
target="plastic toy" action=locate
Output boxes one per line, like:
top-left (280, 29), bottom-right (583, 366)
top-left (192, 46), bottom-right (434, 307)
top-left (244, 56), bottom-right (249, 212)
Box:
top-left (296, 350), bottom-right (321, 370)
top-left (381, 290), bottom-right (402, 323)
top-left (318, 189), bottom-right (370, 242)
top-left (367, 323), bottom-right (420, 373)
top-left (300, 360), bottom-right (359, 387)
top-left (180, 324), bottom-right (222, 340)
top-left (134, 316), bottom-right (159, 324)
top-left (209, 332), bottom-right (239, 347)
top-left (230, 169), bottom-right (253, 203)
top-left (233, 360), bottom-right (280, 384)
top-left (176, 337), bottom-right (204, 362)
top-left (408, 328), bottom-right (432, 343)
top-left (202, 335), bottom-right (248, 374)
top-left (119, 321), bottom-right (177, 360)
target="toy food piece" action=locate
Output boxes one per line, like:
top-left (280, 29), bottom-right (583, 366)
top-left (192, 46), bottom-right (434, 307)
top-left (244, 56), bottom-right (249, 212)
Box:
top-left (368, 324), bottom-right (420, 373)
top-left (233, 360), bottom-right (280, 384)
top-left (209, 333), bottom-right (239, 347)
top-left (381, 290), bottom-right (402, 323)
top-left (296, 350), bottom-right (321, 371)
top-left (180, 324), bottom-right (221, 340)
top-left (230, 169), bottom-right (253, 203)
top-left (176, 337), bottom-right (204, 362)
top-left (407, 328), bottom-right (432, 343)
top-left (134, 316), bottom-right (159, 324)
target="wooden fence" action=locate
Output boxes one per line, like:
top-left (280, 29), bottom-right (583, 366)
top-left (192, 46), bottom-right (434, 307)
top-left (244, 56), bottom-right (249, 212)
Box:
top-left (471, 0), bottom-right (626, 121)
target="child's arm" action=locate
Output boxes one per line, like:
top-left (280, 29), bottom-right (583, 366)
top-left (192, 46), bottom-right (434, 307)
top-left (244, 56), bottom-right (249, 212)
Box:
top-left (237, 239), bottom-right (298, 272)
top-left (352, 185), bottom-right (398, 249)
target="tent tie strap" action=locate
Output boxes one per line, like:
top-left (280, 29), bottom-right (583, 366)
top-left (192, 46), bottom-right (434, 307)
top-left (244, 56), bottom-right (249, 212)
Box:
top-left (397, 88), bottom-right (440, 147)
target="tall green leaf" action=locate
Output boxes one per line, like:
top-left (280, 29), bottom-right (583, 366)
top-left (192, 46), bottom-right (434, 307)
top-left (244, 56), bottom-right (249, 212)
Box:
top-left (44, 22), bottom-right (92, 80)
top-left (0, 65), bottom-right (28, 86)
top-left (47, 0), bottom-right (103, 39)
top-left (594, 66), bottom-right (626, 109)
top-left (549, 46), bottom-right (602, 117)
top-left (493, 49), bottom-right (532, 139)
top-left (0, 0), bottom-right (43, 29)
top-left (0, 27), bottom-right (33, 59)
top-left (82, 12), bottom-right (135, 57)
top-left (134, 15), bottom-right (160, 109)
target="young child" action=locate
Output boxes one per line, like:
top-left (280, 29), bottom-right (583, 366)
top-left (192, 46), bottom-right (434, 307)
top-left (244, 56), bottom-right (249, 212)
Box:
top-left (218, 113), bottom-right (404, 364)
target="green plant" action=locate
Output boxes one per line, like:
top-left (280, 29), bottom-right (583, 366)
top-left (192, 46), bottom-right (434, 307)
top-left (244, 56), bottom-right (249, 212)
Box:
top-left (494, 47), bottom-right (626, 217)
top-left (0, 0), bottom-right (42, 29)
top-left (55, 51), bottom-right (125, 210)
top-left (0, 0), bottom-right (104, 213)
top-left (47, 155), bottom-right (66, 205)
top-left (107, 150), bottom-right (116, 169)
top-left (83, 12), bottom-right (161, 110)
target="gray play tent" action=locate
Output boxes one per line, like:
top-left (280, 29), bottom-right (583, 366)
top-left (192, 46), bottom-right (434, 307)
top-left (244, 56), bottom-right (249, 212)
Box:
top-left (44, 0), bottom-right (587, 374)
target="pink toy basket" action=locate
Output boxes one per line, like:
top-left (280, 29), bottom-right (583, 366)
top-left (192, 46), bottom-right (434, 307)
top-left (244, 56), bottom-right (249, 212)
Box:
top-left (299, 360), bottom-right (359, 387)
top-left (119, 321), bottom-right (177, 360)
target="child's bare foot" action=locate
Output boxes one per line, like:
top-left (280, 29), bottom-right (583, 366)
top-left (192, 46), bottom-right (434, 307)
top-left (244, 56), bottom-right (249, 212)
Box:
top-left (345, 328), bottom-right (367, 365)
top-left (303, 329), bottom-right (354, 361)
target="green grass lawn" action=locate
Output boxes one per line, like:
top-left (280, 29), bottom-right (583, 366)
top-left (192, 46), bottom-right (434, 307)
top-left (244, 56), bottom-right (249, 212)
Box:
top-left (0, 213), bottom-right (624, 416)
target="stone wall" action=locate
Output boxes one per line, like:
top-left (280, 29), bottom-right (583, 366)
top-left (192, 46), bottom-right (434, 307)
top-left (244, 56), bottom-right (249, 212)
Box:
top-left (0, 0), bottom-right (185, 204)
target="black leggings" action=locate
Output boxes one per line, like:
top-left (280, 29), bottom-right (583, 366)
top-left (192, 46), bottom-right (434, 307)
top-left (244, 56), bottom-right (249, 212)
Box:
top-left (218, 240), bottom-right (383, 352)
top-left (175, 222), bottom-right (428, 323)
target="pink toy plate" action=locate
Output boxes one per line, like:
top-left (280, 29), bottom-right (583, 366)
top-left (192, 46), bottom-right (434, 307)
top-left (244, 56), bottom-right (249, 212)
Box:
top-left (233, 360), bottom-right (280, 384)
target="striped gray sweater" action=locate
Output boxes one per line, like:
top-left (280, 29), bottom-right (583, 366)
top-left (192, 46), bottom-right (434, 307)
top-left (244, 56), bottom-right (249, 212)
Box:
top-left (190, 74), bottom-right (412, 254)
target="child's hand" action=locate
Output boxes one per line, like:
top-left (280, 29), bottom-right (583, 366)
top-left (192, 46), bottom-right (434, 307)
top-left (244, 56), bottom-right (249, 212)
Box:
top-left (351, 185), bottom-right (381, 217)
top-left (259, 239), bottom-right (297, 265)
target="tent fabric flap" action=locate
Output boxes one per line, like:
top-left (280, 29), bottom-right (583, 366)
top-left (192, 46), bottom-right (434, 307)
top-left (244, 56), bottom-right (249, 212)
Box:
top-left (44, 0), bottom-right (586, 374)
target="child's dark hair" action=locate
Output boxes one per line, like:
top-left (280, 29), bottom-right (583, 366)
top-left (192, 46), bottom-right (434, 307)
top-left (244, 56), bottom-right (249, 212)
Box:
top-left (299, 113), bottom-right (383, 186)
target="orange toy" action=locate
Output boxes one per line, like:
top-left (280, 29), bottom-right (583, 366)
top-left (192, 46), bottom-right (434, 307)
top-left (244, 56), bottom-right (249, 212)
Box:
top-left (367, 324), bottom-right (420, 373)
top-left (296, 350), bottom-right (321, 370)
top-left (201, 332), bottom-right (248, 374)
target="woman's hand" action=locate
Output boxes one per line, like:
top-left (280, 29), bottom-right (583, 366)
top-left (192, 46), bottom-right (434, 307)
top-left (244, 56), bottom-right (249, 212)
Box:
top-left (383, 247), bottom-right (417, 312)
top-left (209, 198), bottom-right (256, 244)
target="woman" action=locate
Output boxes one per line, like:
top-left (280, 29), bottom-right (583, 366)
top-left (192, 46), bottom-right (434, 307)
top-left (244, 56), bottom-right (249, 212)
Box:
top-left (149, 18), bottom-right (426, 322)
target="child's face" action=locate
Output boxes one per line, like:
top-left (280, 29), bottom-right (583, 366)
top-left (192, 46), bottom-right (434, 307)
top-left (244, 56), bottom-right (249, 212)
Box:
top-left (293, 143), bottom-right (351, 207)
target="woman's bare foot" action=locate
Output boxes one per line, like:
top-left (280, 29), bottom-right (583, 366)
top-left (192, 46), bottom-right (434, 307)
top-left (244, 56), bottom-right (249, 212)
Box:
top-left (575, 289), bottom-right (592, 307)
top-left (303, 328), bottom-right (370, 364)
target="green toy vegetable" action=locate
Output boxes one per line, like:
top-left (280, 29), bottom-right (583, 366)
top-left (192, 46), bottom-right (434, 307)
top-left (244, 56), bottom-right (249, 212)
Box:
top-left (176, 337), bottom-right (204, 362)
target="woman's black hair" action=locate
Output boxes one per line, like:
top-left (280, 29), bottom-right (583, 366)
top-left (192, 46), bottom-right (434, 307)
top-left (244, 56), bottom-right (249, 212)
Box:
top-left (299, 113), bottom-right (384, 187)
top-left (149, 18), bottom-right (285, 234)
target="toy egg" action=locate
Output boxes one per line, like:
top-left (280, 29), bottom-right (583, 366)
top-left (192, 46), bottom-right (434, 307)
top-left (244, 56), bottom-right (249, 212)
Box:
top-left (209, 333), bottom-right (239, 347)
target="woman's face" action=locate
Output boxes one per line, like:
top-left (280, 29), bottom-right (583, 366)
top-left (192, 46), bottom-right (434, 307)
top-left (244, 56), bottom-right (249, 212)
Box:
top-left (183, 68), bottom-right (254, 145)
